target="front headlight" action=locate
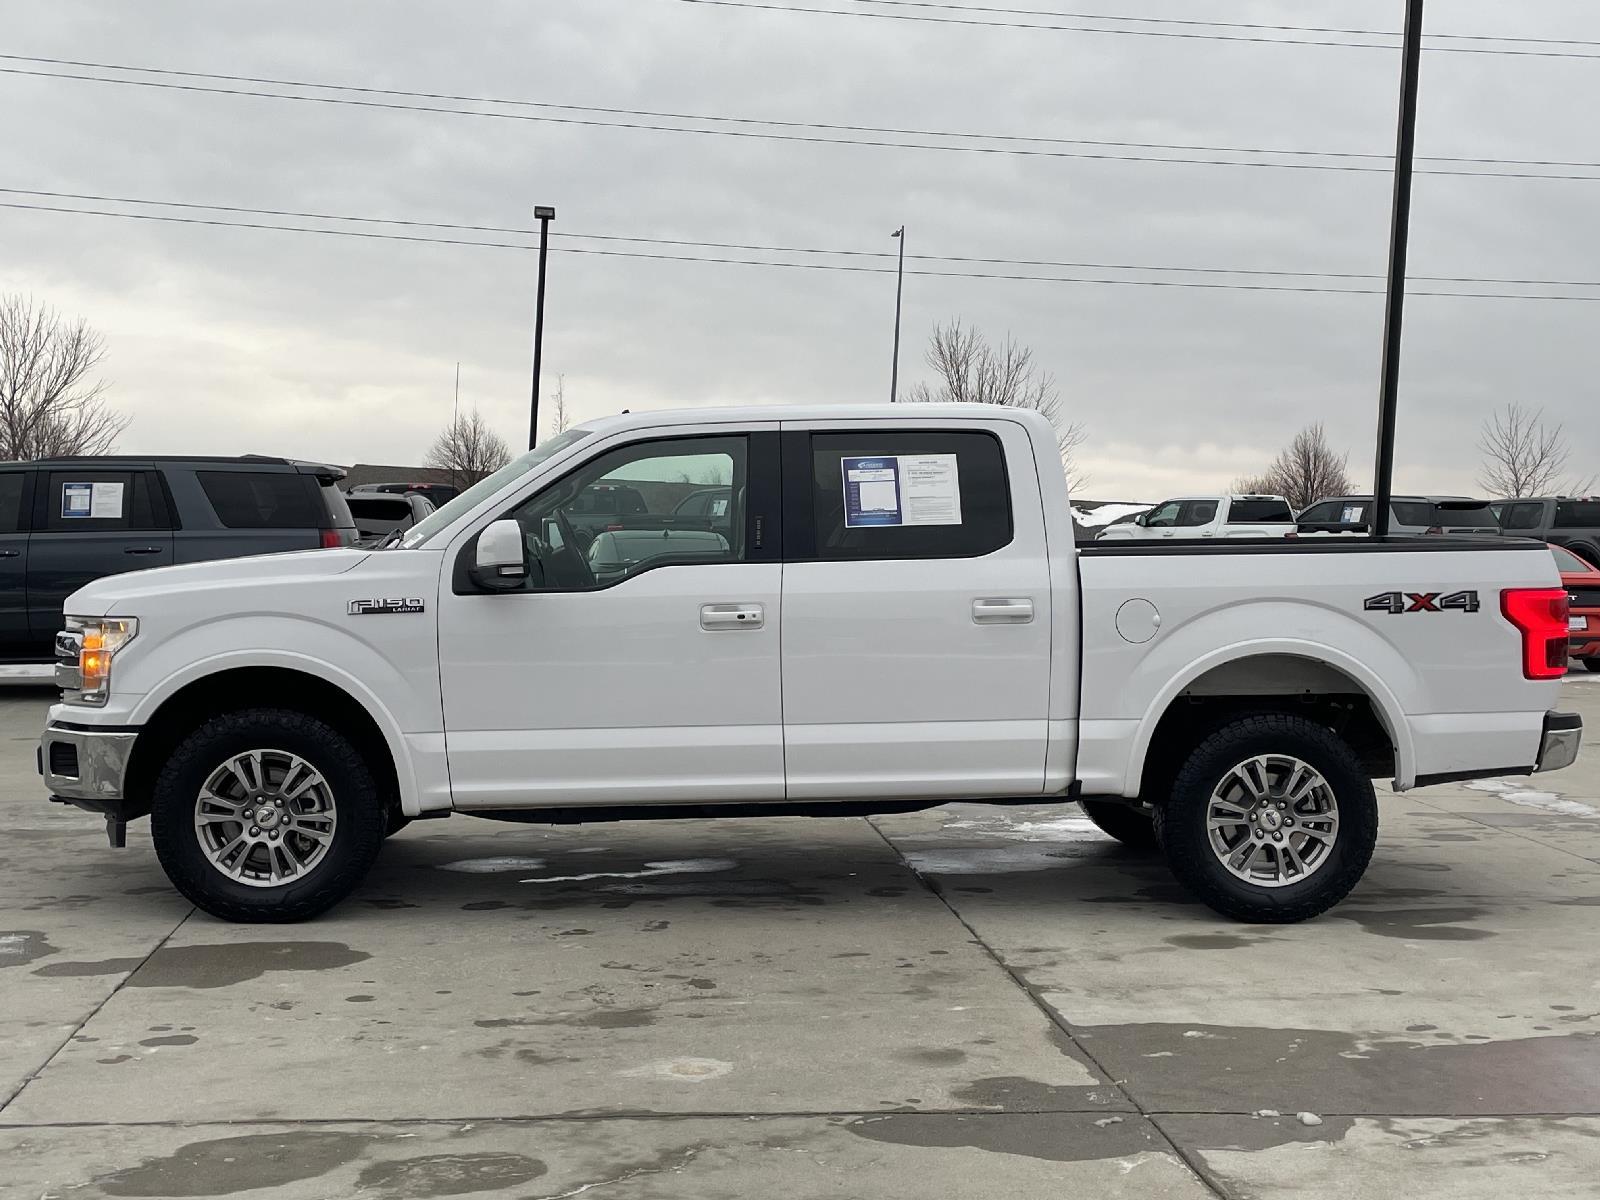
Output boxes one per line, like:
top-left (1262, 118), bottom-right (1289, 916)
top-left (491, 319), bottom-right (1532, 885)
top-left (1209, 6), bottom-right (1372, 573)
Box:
top-left (58, 616), bottom-right (138, 705)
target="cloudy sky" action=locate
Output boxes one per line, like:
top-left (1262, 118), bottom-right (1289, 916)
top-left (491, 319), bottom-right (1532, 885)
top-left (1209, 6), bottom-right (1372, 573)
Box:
top-left (5, 0), bottom-right (1599, 500)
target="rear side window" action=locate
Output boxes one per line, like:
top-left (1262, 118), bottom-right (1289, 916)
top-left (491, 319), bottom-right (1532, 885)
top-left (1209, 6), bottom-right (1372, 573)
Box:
top-left (43, 471), bottom-right (165, 531)
top-left (198, 471), bottom-right (321, 528)
top-left (0, 472), bottom-right (26, 533)
top-left (1434, 503), bottom-right (1499, 530)
top-left (1501, 501), bottom-right (1545, 530)
top-left (1179, 501), bottom-right (1218, 527)
top-left (808, 431), bottom-right (1011, 560)
top-left (1555, 501), bottom-right (1600, 528)
top-left (1391, 501), bottom-right (1432, 526)
top-left (1231, 499), bottom-right (1293, 523)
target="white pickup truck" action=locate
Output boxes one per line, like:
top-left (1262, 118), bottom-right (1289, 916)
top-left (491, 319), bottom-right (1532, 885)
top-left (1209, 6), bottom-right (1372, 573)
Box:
top-left (40, 405), bottom-right (1582, 925)
top-left (1096, 494), bottom-right (1296, 540)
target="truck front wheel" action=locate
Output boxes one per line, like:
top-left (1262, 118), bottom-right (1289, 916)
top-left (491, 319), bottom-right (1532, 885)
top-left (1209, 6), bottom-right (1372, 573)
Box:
top-left (1155, 714), bottom-right (1378, 923)
top-left (150, 708), bottom-right (387, 923)
top-left (1079, 799), bottom-right (1159, 851)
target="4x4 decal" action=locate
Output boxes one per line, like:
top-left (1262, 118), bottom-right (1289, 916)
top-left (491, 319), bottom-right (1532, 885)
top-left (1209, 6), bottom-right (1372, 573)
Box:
top-left (1364, 590), bottom-right (1480, 615)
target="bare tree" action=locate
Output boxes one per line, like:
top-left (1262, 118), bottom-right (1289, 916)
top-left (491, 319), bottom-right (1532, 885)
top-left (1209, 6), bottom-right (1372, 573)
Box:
top-left (1235, 424), bottom-right (1355, 511)
top-left (1477, 403), bottom-right (1592, 497)
top-left (425, 408), bottom-right (512, 489)
top-left (547, 373), bottom-right (570, 437)
top-left (0, 294), bottom-right (129, 460)
top-left (905, 320), bottom-right (1089, 491)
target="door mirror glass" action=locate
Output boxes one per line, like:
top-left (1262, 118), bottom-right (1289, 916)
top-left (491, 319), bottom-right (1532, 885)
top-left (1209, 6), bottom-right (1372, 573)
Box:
top-left (472, 519), bottom-right (527, 589)
top-left (1132, 512), bottom-right (1147, 527)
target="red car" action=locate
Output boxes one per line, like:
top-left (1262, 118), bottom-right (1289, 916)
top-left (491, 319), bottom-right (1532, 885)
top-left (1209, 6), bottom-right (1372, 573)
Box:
top-left (1553, 543), bottom-right (1600, 671)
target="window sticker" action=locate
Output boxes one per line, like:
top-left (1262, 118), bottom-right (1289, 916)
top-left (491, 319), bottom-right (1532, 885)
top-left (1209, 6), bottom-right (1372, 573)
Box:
top-left (842, 454), bottom-right (962, 527)
top-left (90, 481), bottom-right (125, 518)
top-left (61, 483), bottom-right (93, 518)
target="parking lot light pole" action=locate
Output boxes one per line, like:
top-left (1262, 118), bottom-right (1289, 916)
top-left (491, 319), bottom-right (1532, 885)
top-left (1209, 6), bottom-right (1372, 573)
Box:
top-left (528, 205), bottom-right (556, 449)
top-left (890, 226), bottom-right (905, 402)
top-left (1372, 0), bottom-right (1424, 539)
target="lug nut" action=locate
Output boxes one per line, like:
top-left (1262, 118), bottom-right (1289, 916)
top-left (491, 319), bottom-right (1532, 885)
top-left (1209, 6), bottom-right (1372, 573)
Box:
top-left (1284, 818), bottom-right (1294, 827)
top-left (275, 799), bottom-right (284, 808)
top-left (249, 826), bottom-right (259, 836)
top-left (1255, 830), bottom-right (1264, 839)
top-left (268, 831), bottom-right (278, 840)
top-left (1272, 832), bottom-right (1283, 842)
top-left (1277, 801), bottom-right (1287, 810)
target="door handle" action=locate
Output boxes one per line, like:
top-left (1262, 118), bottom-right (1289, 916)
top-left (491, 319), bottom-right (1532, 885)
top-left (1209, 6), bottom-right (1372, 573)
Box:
top-left (125, 547), bottom-right (165, 555)
top-left (0, 549), bottom-right (17, 558)
top-left (700, 603), bottom-right (764, 631)
top-left (972, 598), bottom-right (1034, 624)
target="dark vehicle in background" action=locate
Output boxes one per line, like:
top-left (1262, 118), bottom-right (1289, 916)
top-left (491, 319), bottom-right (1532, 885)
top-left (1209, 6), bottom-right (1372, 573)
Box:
top-left (1295, 495), bottom-right (1502, 537)
top-left (1552, 543), bottom-right (1600, 672)
top-left (1495, 498), bottom-right (1600, 568)
top-left (347, 491), bottom-right (435, 547)
top-left (0, 456), bottom-right (355, 661)
top-left (349, 480), bottom-right (460, 508)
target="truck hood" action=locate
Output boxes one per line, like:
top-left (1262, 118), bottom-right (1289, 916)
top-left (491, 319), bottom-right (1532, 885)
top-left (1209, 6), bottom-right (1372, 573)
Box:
top-left (66, 549), bottom-right (373, 617)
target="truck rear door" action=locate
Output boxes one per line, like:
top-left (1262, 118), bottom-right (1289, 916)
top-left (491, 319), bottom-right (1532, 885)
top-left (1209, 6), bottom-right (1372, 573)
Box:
top-left (778, 420), bottom-right (1056, 799)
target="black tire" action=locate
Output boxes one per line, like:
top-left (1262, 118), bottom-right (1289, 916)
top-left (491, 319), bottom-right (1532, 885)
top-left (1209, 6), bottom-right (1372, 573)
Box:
top-left (1156, 713), bottom-right (1378, 924)
top-left (150, 708), bottom-right (387, 923)
top-left (1584, 658), bottom-right (1600, 674)
top-left (1079, 799), bottom-right (1160, 851)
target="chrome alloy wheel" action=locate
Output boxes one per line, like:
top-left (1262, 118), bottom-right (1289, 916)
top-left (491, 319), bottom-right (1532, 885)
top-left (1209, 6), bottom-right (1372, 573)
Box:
top-left (192, 750), bottom-right (338, 888)
top-left (1205, 755), bottom-right (1339, 888)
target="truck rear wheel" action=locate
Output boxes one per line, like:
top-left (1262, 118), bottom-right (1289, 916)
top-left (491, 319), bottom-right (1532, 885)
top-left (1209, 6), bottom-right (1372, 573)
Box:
top-left (1079, 799), bottom-right (1159, 851)
top-left (150, 708), bottom-right (387, 923)
top-left (1155, 713), bottom-right (1378, 923)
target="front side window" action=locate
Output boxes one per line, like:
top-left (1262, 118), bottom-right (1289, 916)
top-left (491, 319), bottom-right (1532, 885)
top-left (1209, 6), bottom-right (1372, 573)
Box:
top-left (1179, 500), bottom-right (1218, 527)
top-left (502, 436), bottom-right (746, 590)
top-left (808, 431), bottom-right (1011, 560)
top-left (1297, 502), bottom-right (1338, 524)
top-left (1144, 501), bottom-right (1182, 529)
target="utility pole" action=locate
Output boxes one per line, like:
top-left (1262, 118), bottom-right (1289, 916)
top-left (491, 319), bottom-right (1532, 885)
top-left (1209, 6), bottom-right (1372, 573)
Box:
top-left (889, 226), bottom-right (905, 402)
top-left (453, 362), bottom-right (460, 428)
top-left (528, 204), bottom-right (555, 449)
top-left (1371, 0), bottom-right (1424, 538)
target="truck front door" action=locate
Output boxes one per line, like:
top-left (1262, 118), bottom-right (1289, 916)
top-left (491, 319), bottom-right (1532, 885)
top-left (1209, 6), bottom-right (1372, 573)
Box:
top-left (778, 421), bottom-right (1059, 799)
top-left (436, 428), bottom-right (784, 808)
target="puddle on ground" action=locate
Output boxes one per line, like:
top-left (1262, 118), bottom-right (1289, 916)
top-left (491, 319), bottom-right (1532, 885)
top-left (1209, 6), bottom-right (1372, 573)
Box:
top-left (355, 1151), bottom-right (547, 1195)
top-left (1334, 906), bottom-right (1495, 941)
top-left (94, 1131), bottom-right (376, 1196)
top-left (1072, 1021), bottom-right (1600, 1114)
top-left (849, 1111), bottom-right (1162, 1163)
top-left (33, 955), bottom-right (146, 977)
top-left (0, 931), bottom-right (57, 968)
top-left (128, 942), bottom-right (371, 989)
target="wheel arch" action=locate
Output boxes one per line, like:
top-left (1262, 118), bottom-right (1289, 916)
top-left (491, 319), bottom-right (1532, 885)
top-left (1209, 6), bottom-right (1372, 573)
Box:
top-left (124, 660), bottom-right (410, 820)
top-left (1127, 642), bottom-right (1416, 798)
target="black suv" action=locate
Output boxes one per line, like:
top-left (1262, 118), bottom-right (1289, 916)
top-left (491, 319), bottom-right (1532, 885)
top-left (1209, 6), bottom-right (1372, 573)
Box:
top-left (1494, 498), bottom-right (1600, 567)
top-left (0, 456), bottom-right (356, 661)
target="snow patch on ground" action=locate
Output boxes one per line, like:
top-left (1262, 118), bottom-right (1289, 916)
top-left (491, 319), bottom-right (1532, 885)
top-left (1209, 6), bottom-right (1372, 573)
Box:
top-left (522, 859), bottom-right (738, 884)
top-left (1463, 778), bottom-right (1600, 818)
top-left (438, 856), bottom-right (549, 873)
top-left (941, 812), bottom-right (1106, 842)
top-left (903, 845), bottom-right (1076, 875)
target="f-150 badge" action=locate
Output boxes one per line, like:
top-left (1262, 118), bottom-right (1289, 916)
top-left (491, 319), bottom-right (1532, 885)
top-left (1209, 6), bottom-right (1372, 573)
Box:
top-left (1363, 590), bottom-right (1480, 614)
top-left (348, 598), bottom-right (426, 616)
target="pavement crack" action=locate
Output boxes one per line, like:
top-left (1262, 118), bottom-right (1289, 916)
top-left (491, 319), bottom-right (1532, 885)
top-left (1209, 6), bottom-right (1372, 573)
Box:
top-left (864, 815), bottom-right (1234, 1200)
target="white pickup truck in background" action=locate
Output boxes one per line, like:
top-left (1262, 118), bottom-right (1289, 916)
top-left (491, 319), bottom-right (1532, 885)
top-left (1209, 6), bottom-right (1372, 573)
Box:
top-left (41, 405), bottom-right (1582, 925)
top-left (1096, 494), bottom-right (1296, 540)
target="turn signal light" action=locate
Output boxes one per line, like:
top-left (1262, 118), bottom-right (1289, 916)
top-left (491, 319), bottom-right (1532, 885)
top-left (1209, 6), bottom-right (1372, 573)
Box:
top-left (320, 529), bottom-right (344, 549)
top-left (1501, 588), bottom-right (1569, 680)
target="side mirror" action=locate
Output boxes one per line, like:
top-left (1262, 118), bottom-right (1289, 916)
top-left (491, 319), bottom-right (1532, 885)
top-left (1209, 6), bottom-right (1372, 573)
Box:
top-left (1133, 513), bottom-right (1147, 527)
top-left (471, 519), bottom-right (527, 590)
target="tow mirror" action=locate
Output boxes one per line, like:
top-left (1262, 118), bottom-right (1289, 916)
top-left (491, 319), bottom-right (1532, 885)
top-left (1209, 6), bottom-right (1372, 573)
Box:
top-left (471, 519), bottom-right (527, 590)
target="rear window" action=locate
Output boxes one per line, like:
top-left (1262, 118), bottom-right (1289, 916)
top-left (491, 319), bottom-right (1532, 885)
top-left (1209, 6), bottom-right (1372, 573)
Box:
top-left (198, 471), bottom-right (322, 529)
top-left (1555, 501), bottom-right (1600, 528)
top-left (1231, 499), bottom-right (1293, 523)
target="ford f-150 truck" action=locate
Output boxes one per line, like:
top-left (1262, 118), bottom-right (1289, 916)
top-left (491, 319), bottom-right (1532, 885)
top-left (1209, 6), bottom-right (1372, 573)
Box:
top-left (39, 405), bottom-right (1583, 924)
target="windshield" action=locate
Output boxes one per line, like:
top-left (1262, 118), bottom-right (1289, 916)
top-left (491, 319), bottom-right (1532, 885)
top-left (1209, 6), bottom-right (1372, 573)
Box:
top-left (397, 428), bottom-right (592, 548)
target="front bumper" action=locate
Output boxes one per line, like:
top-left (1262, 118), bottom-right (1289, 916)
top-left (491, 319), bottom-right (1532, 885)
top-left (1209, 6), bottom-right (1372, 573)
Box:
top-left (1535, 711), bottom-right (1583, 774)
top-left (39, 723), bottom-right (138, 802)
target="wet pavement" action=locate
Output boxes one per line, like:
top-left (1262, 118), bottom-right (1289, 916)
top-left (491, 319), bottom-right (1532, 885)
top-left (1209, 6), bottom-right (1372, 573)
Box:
top-left (2, 677), bottom-right (1598, 1198)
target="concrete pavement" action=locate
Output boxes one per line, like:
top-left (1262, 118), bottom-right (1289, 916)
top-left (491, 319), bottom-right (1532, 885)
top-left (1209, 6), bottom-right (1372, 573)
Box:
top-left (2, 677), bottom-right (1598, 1198)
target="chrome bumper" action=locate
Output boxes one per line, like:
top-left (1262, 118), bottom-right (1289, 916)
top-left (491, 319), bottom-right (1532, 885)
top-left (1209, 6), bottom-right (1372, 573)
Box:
top-left (39, 724), bottom-right (138, 802)
top-left (1535, 711), bottom-right (1583, 774)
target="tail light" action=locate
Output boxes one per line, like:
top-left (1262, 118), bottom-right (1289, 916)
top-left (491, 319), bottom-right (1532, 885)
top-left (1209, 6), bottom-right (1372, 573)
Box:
top-left (319, 528), bottom-right (344, 549)
top-left (1501, 588), bottom-right (1569, 680)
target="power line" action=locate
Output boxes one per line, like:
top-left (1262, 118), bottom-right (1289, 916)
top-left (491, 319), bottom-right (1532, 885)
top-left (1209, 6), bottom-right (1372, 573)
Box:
top-left (8, 196), bottom-right (1600, 302)
top-left (6, 60), bottom-right (1600, 180)
top-left (665, 0), bottom-right (1600, 57)
top-left (10, 187), bottom-right (1600, 289)
top-left (828, 0), bottom-right (1600, 49)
